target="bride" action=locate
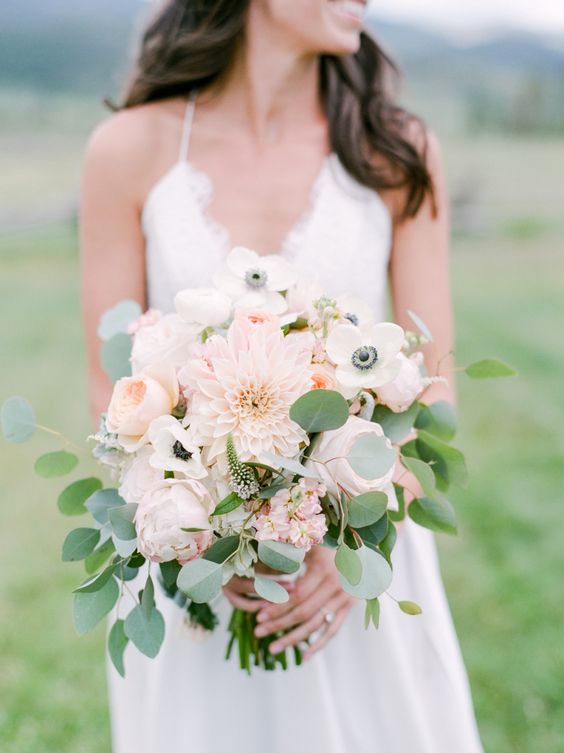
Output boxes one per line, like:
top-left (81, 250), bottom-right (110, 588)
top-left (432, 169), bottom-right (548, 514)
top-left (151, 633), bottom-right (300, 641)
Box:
top-left (80, 1), bottom-right (484, 751)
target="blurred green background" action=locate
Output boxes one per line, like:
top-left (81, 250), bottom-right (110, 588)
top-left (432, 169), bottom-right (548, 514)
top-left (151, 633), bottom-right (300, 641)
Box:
top-left (1, 3), bottom-right (563, 752)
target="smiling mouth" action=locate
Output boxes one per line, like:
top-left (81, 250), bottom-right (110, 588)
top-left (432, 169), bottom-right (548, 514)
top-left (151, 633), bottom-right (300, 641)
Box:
top-left (328, 0), bottom-right (367, 23)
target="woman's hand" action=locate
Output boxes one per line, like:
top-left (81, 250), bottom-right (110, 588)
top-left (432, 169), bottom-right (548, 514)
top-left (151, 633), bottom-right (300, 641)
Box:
top-left (252, 545), bottom-right (354, 661)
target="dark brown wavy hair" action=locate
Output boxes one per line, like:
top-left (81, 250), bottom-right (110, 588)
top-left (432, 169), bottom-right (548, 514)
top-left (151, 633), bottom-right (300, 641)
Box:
top-left (118, 0), bottom-right (436, 222)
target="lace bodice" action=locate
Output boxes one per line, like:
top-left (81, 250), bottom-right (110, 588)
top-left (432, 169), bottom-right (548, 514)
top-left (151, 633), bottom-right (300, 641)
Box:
top-left (142, 94), bottom-right (393, 317)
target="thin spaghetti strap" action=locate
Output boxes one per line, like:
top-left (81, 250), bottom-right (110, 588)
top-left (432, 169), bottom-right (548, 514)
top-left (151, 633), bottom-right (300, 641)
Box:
top-left (178, 90), bottom-right (197, 162)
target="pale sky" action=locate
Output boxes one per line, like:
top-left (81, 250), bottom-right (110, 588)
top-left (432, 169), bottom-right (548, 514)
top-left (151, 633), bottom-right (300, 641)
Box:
top-left (370, 0), bottom-right (564, 35)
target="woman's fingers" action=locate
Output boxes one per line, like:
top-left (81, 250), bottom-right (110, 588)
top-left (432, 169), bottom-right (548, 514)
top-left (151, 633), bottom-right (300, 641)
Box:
top-left (227, 575), bottom-right (258, 595)
top-left (302, 595), bottom-right (353, 660)
top-left (268, 593), bottom-right (352, 655)
top-left (255, 563), bottom-right (326, 625)
top-left (255, 576), bottom-right (334, 637)
top-left (223, 587), bottom-right (268, 612)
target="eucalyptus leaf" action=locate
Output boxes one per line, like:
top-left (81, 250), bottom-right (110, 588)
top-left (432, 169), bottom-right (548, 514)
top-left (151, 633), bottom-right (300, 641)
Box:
top-left (73, 575), bottom-right (119, 635)
top-left (366, 597), bottom-right (380, 629)
top-left (124, 604), bottom-right (165, 659)
top-left (464, 359), bottom-right (517, 379)
top-left (289, 389), bottom-right (349, 433)
top-left (401, 456), bottom-right (436, 497)
top-left (35, 450), bottom-right (78, 479)
top-left (338, 545), bottom-right (392, 600)
top-left (86, 488), bottom-right (125, 525)
top-left (112, 535), bottom-right (138, 558)
top-left (73, 564), bottom-right (116, 593)
top-left (1, 397), bottom-right (36, 443)
top-left (141, 575), bottom-right (155, 619)
top-left (211, 492), bottom-right (245, 517)
top-left (84, 538), bottom-right (115, 574)
top-left (348, 491), bottom-right (388, 529)
top-left (254, 576), bottom-right (289, 604)
top-left (101, 333), bottom-right (132, 384)
top-left (357, 514), bottom-right (389, 547)
top-left (203, 535), bottom-right (240, 564)
top-left (177, 558), bottom-right (223, 603)
top-left (335, 544), bottom-right (362, 586)
top-left (416, 430), bottom-right (468, 488)
top-left (109, 503), bottom-right (138, 540)
top-left (108, 618), bottom-right (129, 677)
top-left (408, 495), bottom-right (457, 535)
top-left (371, 401), bottom-right (420, 443)
top-left (257, 540), bottom-right (305, 575)
top-left (261, 451), bottom-right (317, 479)
top-left (414, 401), bottom-right (457, 442)
top-left (347, 433), bottom-right (396, 481)
top-left (62, 528), bottom-right (101, 562)
top-left (258, 483), bottom-right (289, 500)
top-left (398, 600), bottom-right (423, 615)
top-left (58, 477), bottom-right (103, 516)
top-left (159, 560), bottom-right (182, 592)
top-left (379, 521), bottom-right (397, 564)
top-left (97, 300), bottom-right (142, 341)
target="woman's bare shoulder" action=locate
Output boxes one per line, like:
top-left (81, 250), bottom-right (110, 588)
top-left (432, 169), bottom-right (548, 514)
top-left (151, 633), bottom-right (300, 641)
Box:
top-left (82, 98), bottom-right (187, 192)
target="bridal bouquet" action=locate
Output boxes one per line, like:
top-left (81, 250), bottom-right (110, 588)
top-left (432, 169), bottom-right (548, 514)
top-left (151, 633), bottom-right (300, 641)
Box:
top-left (1, 247), bottom-right (516, 675)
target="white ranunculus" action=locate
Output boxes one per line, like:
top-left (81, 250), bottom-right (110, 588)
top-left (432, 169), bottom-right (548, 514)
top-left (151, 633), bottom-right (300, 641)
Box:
top-left (308, 415), bottom-right (396, 500)
top-left (135, 479), bottom-right (214, 564)
top-left (119, 447), bottom-right (164, 505)
top-left (130, 313), bottom-right (200, 373)
top-left (174, 287), bottom-right (232, 327)
top-left (325, 322), bottom-right (405, 399)
top-left (147, 415), bottom-right (207, 478)
top-left (375, 352), bottom-right (426, 413)
top-left (213, 246), bottom-right (297, 315)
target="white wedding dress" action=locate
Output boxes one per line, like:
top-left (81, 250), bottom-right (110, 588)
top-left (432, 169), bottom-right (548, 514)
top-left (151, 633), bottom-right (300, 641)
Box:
top-left (106, 96), bottom-right (484, 753)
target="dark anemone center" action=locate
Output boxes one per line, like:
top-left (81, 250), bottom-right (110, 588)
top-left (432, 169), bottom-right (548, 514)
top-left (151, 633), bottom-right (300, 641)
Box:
top-left (245, 267), bottom-right (268, 288)
top-left (351, 345), bottom-right (379, 371)
top-left (344, 312), bottom-right (359, 326)
top-left (172, 440), bottom-right (193, 462)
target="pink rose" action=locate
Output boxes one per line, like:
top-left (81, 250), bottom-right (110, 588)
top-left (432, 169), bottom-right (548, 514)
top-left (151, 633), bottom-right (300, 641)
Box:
top-left (309, 415), bottom-right (396, 499)
top-left (106, 363), bottom-right (179, 452)
top-left (130, 313), bottom-right (199, 373)
top-left (375, 352), bottom-right (426, 413)
top-left (135, 479), bottom-right (214, 564)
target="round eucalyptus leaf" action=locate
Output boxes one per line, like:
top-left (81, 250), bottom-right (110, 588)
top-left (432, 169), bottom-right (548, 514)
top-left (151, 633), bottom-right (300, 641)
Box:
top-left (408, 495), bottom-right (457, 536)
top-left (109, 503), bottom-right (138, 541)
top-left (97, 300), bottom-right (142, 342)
top-left (372, 401), bottom-right (420, 444)
top-left (73, 564), bottom-right (116, 593)
top-left (289, 389), bottom-right (349, 433)
top-left (177, 558), bottom-right (223, 603)
top-left (257, 540), bottom-right (305, 574)
top-left (86, 488), bottom-right (125, 525)
top-left (254, 576), bottom-right (289, 604)
top-left (1, 397), bottom-right (36, 443)
top-left (62, 527), bottom-right (101, 562)
top-left (203, 535), bottom-right (240, 564)
top-left (335, 544), bottom-right (362, 586)
top-left (84, 538), bottom-right (116, 574)
top-left (401, 456), bottom-right (436, 497)
top-left (73, 575), bottom-right (119, 635)
top-left (35, 450), bottom-right (78, 479)
top-left (347, 434), bottom-right (396, 481)
top-left (348, 491), bottom-right (388, 528)
top-left (124, 604), bottom-right (165, 659)
top-left (58, 477), bottom-right (103, 516)
top-left (101, 333), bottom-right (132, 384)
top-left (414, 401), bottom-right (457, 442)
top-left (338, 545), bottom-right (392, 600)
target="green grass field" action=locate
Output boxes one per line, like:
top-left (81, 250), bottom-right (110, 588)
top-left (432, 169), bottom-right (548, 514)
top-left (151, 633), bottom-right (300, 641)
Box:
top-left (1, 123), bottom-right (563, 752)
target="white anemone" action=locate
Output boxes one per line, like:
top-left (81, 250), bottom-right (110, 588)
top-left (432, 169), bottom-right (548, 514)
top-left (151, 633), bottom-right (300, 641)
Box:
top-left (213, 246), bottom-right (297, 315)
top-left (147, 415), bottom-right (207, 478)
top-left (336, 294), bottom-right (375, 329)
top-left (326, 322), bottom-right (405, 398)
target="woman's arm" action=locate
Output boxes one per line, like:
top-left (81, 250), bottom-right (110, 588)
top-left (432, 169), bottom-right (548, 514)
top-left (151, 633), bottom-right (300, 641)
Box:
top-left (79, 113), bottom-right (148, 428)
top-left (389, 128), bottom-right (455, 406)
